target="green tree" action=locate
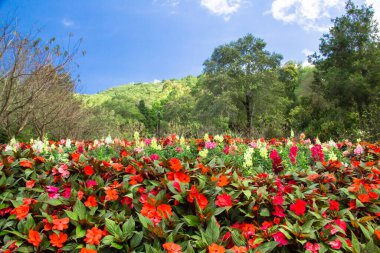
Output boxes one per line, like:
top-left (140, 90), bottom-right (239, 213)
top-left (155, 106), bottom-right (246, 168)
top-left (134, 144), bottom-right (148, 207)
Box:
top-left (312, 0), bottom-right (380, 136)
top-left (202, 34), bottom-right (284, 134)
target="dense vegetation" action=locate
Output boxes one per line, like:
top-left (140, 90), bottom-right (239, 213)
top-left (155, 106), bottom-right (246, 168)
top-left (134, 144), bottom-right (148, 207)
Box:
top-left (0, 1), bottom-right (379, 142)
top-left (0, 135), bottom-right (379, 252)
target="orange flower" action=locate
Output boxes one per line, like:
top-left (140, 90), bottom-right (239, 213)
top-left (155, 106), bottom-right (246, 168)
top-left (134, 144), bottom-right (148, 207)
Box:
top-left (112, 163), bottom-right (124, 171)
top-left (157, 204), bottom-right (173, 219)
top-left (52, 218), bottom-right (70, 231)
top-left (196, 194), bottom-right (208, 210)
top-left (20, 160), bottom-right (33, 168)
top-left (375, 230), bottom-right (380, 240)
top-left (27, 230), bottom-right (42, 247)
top-left (77, 190), bottom-right (84, 200)
top-left (26, 180), bottom-right (36, 188)
top-left (105, 188), bottom-right (119, 201)
top-left (34, 156), bottom-right (45, 163)
top-left (358, 194), bottom-right (370, 203)
top-left (49, 232), bottom-right (68, 248)
top-left (208, 243), bottom-right (225, 253)
top-left (80, 248), bottom-right (97, 253)
top-left (169, 158), bottom-right (182, 172)
top-left (10, 204), bottom-right (29, 220)
top-left (163, 242), bottom-right (182, 253)
top-left (84, 195), bottom-right (98, 207)
top-left (231, 246), bottom-right (248, 253)
top-left (217, 175), bottom-right (229, 187)
top-left (84, 227), bottom-right (103, 245)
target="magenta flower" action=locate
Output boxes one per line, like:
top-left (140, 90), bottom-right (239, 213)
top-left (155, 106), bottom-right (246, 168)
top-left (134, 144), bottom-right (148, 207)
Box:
top-left (58, 164), bottom-right (70, 178)
top-left (289, 145), bottom-right (298, 164)
top-left (205, 141), bottom-right (217, 149)
top-left (273, 231), bottom-right (288, 246)
top-left (150, 154), bottom-right (159, 161)
top-left (329, 238), bottom-right (342, 249)
top-left (86, 180), bottom-right (97, 189)
top-left (46, 186), bottom-right (60, 199)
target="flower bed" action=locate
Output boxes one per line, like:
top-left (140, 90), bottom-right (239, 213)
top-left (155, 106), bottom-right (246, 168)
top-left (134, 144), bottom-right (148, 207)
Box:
top-left (0, 134), bottom-right (379, 253)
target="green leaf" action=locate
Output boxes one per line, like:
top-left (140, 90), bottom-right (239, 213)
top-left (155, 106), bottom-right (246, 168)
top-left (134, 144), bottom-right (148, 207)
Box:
top-left (183, 215), bottom-right (200, 227)
top-left (130, 231), bottom-right (143, 248)
top-left (205, 216), bottom-right (219, 244)
top-left (253, 241), bottom-right (279, 253)
top-left (105, 218), bottom-right (123, 240)
top-left (102, 235), bottom-right (115, 245)
top-left (352, 233), bottom-right (361, 253)
top-left (73, 200), bottom-right (86, 220)
top-left (230, 229), bottom-right (246, 246)
top-left (61, 243), bottom-right (77, 251)
top-left (137, 213), bottom-right (153, 228)
top-left (122, 216), bottom-right (135, 239)
top-left (64, 210), bottom-right (78, 221)
top-left (24, 214), bottom-right (36, 233)
top-left (260, 208), bottom-right (270, 217)
top-left (76, 225), bottom-right (86, 239)
top-left (111, 242), bottom-right (123, 250)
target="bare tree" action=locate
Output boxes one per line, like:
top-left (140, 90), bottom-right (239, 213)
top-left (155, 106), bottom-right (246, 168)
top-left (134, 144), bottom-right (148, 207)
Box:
top-left (0, 18), bottom-right (80, 139)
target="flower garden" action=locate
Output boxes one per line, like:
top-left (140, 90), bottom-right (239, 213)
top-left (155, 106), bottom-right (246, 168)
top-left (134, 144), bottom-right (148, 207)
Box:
top-left (0, 134), bottom-right (379, 253)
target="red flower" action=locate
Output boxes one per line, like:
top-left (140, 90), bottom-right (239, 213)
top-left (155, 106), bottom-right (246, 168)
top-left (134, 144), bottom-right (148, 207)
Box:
top-left (10, 204), bottom-right (29, 220)
top-left (84, 195), bottom-right (98, 207)
top-left (328, 200), bottom-right (340, 211)
top-left (305, 242), bottom-right (320, 253)
top-left (157, 204), bottom-right (173, 219)
top-left (20, 160), bottom-right (33, 168)
top-left (84, 165), bottom-right (94, 176)
top-left (169, 158), bottom-right (182, 172)
top-left (215, 193), bottom-right (232, 207)
top-left (196, 194), bottom-right (209, 210)
top-left (289, 199), bottom-right (307, 216)
top-left (27, 230), bottom-right (42, 247)
top-left (375, 230), bottom-right (380, 240)
top-left (49, 232), bottom-right (68, 248)
top-left (80, 249), bottom-right (97, 253)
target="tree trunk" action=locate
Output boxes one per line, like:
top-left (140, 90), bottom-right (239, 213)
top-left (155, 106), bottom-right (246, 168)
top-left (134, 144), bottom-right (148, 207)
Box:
top-left (357, 101), bottom-right (365, 131)
top-left (244, 93), bottom-right (253, 135)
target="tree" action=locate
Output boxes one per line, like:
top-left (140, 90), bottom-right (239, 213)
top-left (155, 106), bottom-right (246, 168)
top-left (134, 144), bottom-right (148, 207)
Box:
top-left (312, 0), bottom-right (380, 135)
top-left (202, 34), bottom-right (284, 134)
top-left (0, 18), bottom-right (80, 140)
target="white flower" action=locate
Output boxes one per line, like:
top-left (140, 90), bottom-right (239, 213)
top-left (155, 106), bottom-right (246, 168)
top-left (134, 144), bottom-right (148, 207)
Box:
top-left (134, 132), bottom-right (140, 141)
top-left (204, 133), bottom-right (210, 142)
top-left (243, 147), bottom-right (254, 168)
top-left (214, 135), bottom-right (224, 143)
top-left (199, 149), bottom-right (209, 158)
top-left (259, 147), bottom-right (268, 159)
top-left (65, 139), bottom-right (71, 148)
top-left (105, 135), bottom-right (113, 145)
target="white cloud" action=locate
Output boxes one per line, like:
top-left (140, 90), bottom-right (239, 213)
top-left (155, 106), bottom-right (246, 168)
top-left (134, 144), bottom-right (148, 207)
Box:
top-left (270, 0), bottom-right (345, 32)
top-left (301, 49), bottom-right (314, 67)
top-left (200, 0), bottom-right (241, 20)
top-left (153, 79), bottom-right (161, 84)
top-left (366, 0), bottom-right (380, 24)
top-left (62, 18), bottom-right (74, 27)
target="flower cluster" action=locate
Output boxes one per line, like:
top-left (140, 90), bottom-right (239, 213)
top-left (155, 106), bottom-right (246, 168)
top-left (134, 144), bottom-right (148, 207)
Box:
top-left (0, 135), bottom-right (379, 253)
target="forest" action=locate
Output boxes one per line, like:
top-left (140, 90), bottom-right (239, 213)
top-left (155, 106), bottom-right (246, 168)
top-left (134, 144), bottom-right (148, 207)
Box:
top-left (0, 1), bottom-right (379, 142)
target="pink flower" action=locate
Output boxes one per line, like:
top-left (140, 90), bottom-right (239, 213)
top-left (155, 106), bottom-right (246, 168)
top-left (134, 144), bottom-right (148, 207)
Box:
top-left (273, 231), bottom-right (288, 246)
top-left (86, 180), bottom-right (97, 189)
top-left (305, 242), bottom-right (320, 253)
top-left (223, 145), bottom-right (229, 155)
top-left (289, 146), bottom-right (298, 164)
top-left (150, 154), bottom-right (159, 161)
top-left (270, 149), bottom-right (283, 174)
top-left (310, 144), bottom-right (324, 162)
top-left (329, 238), bottom-right (342, 249)
top-left (58, 164), bottom-right (70, 178)
top-left (145, 138), bottom-right (152, 145)
top-left (62, 187), bottom-right (71, 198)
top-left (215, 193), bottom-right (232, 207)
top-left (354, 145), bottom-right (363, 155)
top-left (205, 141), bottom-right (217, 149)
top-left (46, 186), bottom-right (60, 199)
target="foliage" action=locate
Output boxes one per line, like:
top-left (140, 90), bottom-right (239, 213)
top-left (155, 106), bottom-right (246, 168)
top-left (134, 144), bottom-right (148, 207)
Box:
top-left (0, 134), bottom-right (379, 253)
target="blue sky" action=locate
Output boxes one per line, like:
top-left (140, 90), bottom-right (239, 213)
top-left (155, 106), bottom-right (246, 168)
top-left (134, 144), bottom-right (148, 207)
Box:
top-left (1, 0), bottom-right (379, 94)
